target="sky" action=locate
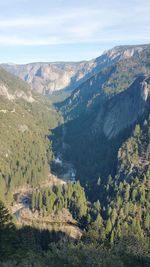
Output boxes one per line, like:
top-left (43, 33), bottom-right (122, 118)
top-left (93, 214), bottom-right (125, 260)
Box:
top-left (0, 0), bottom-right (150, 63)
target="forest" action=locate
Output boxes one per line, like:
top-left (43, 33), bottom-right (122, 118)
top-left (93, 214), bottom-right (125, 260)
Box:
top-left (0, 118), bottom-right (150, 266)
top-left (0, 45), bottom-right (150, 266)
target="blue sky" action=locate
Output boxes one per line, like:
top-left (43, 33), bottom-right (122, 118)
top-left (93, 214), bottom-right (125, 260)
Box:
top-left (0, 0), bottom-right (150, 63)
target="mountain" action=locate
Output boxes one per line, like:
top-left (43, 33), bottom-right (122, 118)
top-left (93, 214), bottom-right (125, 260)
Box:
top-left (53, 46), bottom-right (150, 190)
top-left (1, 44), bottom-right (149, 96)
top-left (0, 67), bottom-right (34, 102)
top-left (59, 45), bottom-right (150, 120)
top-left (0, 46), bottom-right (150, 267)
top-left (0, 68), bottom-right (61, 203)
top-left (1, 44), bottom-right (149, 202)
top-left (92, 75), bottom-right (150, 139)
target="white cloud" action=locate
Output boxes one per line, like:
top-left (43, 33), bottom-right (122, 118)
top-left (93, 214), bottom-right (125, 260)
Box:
top-left (0, 2), bottom-right (149, 46)
top-left (0, 36), bottom-right (62, 46)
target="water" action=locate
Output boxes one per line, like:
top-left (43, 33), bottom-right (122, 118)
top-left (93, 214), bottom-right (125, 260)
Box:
top-left (54, 156), bottom-right (63, 165)
top-left (53, 153), bottom-right (76, 182)
top-left (14, 194), bottom-right (31, 221)
top-left (15, 209), bottom-right (22, 220)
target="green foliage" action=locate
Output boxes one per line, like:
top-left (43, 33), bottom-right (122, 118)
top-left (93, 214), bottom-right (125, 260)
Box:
top-left (0, 200), bottom-right (13, 230)
top-left (1, 234), bottom-right (149, 267)
top-left (31, 181), bottom-right (88, 221)
top-left (0, 200), bottom-right (18, 257)
top-left (0, 69), bottom-right (62, 202)
top-left (78, 119), bottom-right (150, 249)
top-left (0, 58), bottom-right (150, 266)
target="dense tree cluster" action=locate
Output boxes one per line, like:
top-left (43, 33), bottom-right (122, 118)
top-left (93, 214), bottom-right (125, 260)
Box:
top-left (0, 64), bottom-right (150, 266)
top-left (32, 117), bottom-right (150, 245)
top-left (0, 103), bottom-right (149, 266)
top-left (84, 118), bottom-right (150, 245)
top-left (31, 181), bottom-right (87, 221)
top-left (50, 119), bottom-right (150, 248)
top-left (0, 93), bottom-right (62, 203)
top-left (0, 199), bottom-right (149, 267)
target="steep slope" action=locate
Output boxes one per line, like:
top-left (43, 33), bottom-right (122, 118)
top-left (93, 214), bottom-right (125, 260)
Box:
top-left (90, 118), bottom-right (150, 246)
top-left (0, 67), bottom-right (34, 102)
top-left (2, 44), bottom-right (149, 96)
top-left (53, 75), bottom-right (150, 190)
top-left (55, 47), bottom-right (150, 186)
top-left (93, 75), bottom-right (150, 139)
top-left (59, 46), bottom-right (150, 120)
top-left (0, 68), bottom-right (62, 203)
top-left (103, 117), bottom-right (150, 242)
top-left (2, 61), bottom-right (94, 95)
top-left (116, 118), bottom-right (150, 182)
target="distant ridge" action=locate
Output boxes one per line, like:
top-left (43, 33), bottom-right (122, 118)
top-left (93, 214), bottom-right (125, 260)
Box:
top-left (1, 43), bottom-right (150, 95)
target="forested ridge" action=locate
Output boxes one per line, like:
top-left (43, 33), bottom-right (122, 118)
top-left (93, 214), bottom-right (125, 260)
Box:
top-left (0, 68), bottom-right (62, 203)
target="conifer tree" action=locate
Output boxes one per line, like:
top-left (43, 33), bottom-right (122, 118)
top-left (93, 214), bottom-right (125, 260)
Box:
top-left (105, 218), bottom-right (112, 235)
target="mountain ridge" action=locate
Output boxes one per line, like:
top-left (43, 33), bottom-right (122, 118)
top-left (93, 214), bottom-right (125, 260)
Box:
top-left (59, 45), bottom-right (150, 120)
top-left (2, 43), bottom-right (150, 96)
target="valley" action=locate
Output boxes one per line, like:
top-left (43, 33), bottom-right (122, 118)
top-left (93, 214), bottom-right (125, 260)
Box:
top-left (0, 43), bottom-right (150, 267)
top-left (51, 124), bottom-right (76, 182)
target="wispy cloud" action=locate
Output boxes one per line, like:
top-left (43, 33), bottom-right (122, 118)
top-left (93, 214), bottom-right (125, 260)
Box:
top-left (0, 0), bottom-right (149, 62)
top-left (0, 2), bottom-right (149, 46)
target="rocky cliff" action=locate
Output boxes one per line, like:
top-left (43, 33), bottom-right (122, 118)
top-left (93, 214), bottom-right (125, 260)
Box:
top-left (2, 44), bottom-right (149, 95)
top-left (0, 67), bottom-right (35, 102)
top-left (93, 76), bottom-right (150, 139)
top-left (59, 45), bottom-right (150, 120)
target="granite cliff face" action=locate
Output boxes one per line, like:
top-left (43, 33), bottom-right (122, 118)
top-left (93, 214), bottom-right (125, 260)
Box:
top-left (93, 76), bottom-right (150, 139)
top-left (1, 61), bottom-right (95, 95)
top-left (1, 44), bottom-right (149, 95)
top-left (0, 67), bottom-right (35, 103)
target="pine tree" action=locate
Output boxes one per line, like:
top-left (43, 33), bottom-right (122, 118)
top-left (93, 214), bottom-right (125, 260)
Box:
top-left (131, 188), bottom-right (137, 202)
top-left (105, 218), bottom-right (112, 235)
top-left (86, 213), bottom-right (91, 225)
top-left (38, 192), bottom-right (43, 211)
top-left (144, 214), bottom-right (150, 230)
top-left (133, 124), bottom-right (141, 139)
top-left (110, 230), bottom-right (115, 244)
top-left (0, 201), bottom-right (16, 257)
top-left (111, 208), bottom-right (117, 225)
top-left (94, 200), bottom-right (101, 214)
top-left (1, 202), bottom-right (12, 227)
top-left (31, 191), bottom-right (36, 211)
top-left (92, 214), bottom-right (102, 230)
top-left (124, 184), bottom-right (130, 202)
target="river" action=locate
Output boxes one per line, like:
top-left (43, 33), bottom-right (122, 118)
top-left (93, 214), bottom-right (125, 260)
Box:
top-left (14, 123), bottom-right (76, 221)
top-left (52, 124), bottom-right (76, 182)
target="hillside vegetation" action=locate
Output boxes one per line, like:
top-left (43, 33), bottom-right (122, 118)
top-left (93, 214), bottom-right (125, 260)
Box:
top-left (0, 68), bottom-right (62, 203)
top-left (0, 117), bottom-right (150, 265)
top-left (0, 45), bottom-right (150, 267)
